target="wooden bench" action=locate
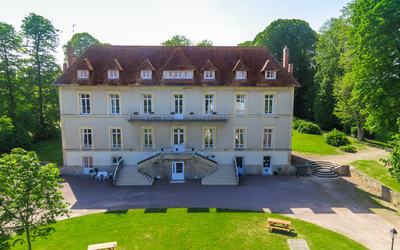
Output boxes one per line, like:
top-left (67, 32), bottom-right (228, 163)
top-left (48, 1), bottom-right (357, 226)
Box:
top-left (88, 241), bottom-right (117, 250)
top-left (267, 217), bottom-right (291, 232)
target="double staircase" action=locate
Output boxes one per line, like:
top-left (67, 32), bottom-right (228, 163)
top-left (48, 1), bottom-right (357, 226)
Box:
top-left (115, 165), bottom-right (154, 186)
top-left (202, 165), bottom-right (239, 185)
top-left (308, 161), bottom-right (340, 179)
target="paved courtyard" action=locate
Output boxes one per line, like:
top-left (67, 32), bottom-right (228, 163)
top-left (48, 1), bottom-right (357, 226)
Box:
top-left (61, 174), bottom-right (400, 250)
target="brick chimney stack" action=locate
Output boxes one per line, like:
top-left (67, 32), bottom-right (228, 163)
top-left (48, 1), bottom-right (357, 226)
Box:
top-left (67, 43), bottom-right (74, 68)
top-left (283, 45), bottom-right (289, 71)
top-left (288, 63), bottom-right (294, 75)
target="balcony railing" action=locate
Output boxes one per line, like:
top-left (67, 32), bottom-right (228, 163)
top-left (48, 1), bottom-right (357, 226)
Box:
top-left (128, 112), bottom-right (228, 122)
top-left (137, 148), bottom-right (218, 165)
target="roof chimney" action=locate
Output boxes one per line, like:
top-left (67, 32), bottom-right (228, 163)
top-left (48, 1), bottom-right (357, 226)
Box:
top-left (283, 45), bottom-right (289, 71)
top-left (288, 63), bottom-right (294, 75)
top-left (63, 63), bottom-right (67, 72)
top-left (67, 43), bottom-right (74, 68)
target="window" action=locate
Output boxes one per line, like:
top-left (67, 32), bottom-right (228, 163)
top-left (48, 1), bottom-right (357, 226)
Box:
top-left (83, 157), bottom-right (93, 168)
top-left (143, 129), bottom-right (153, 149)
top-left (174, 94), bottom-right (184, 115)
top-left (110, 94), bottom-right (120, 115)
top-left (204, 71), bottom-right (215, 80)
top-left (82, 129), bottom-right (92, 149)
top-left (141, 70), bottom-right (152, 79)
top-left (111, 129), bottom-right (121, 149)
top-left (264, 94), bottom-right (275, 115)
top-left (204, 128), bottom-right (214, 149)
top-left (142, 94), bottom-right (152, 114)
top-left (77, 70), bottom-right (89, 79)
top-left (263, 129), bottom-right (274, 149)
top-left (235, 94), bottom-right (246, 115)
top-left (235, 129), bottom-right (245, 149)
top-left (108, 70), bottom-right (119, 79)
top-left (80, 94), bottom-right (90, 114)
top-left (163, 71), bottom-right (193, 79)
top-left (112, 156), bottom-right (122, 165)
top-left (236, 71), bottom-right (246, 80)
top-left (265, 71), bottom-right (276, 79)
top-left (204, 94), bottom-right (214, 115)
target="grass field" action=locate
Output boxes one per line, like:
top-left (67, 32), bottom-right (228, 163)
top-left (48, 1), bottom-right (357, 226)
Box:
top-left (350, 160), bottom-right (400, 194)
top-left (292, 130), bottom-right (339, 155)
top-left (31, 138), bottom-right (63, 166)
top-left (11, 208), bottom-right (366, 250)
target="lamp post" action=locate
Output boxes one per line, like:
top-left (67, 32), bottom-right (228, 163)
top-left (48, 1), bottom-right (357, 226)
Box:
top-left (390, 228), bottom-right (397, 250)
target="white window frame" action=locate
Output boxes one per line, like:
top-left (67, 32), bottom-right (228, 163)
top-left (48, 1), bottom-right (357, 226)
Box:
top-left (108, 70), bottom-right (119, 79)
top-left (77, 70), bottom-right (89, 79)
top-left (81, 128), bottom-right (92, 149)
top-left (163, 71), bottom-right (193, 79)
top-left (109, 94), bottom-right (120, 115)
top-left (173, 94), bottom-right (184, 115)
top-left (111, 156), bottom-right (122, 165)
top-left (204, 128), bottom-right (215, 149)
top-left (235, 94), bottom-right (246, 115)
top-left (265, 71), bottom-right (276, 79)
top-left (234, 128), bottom-right (246, 149)
top-left (142, 94), bottom-right (152, 114)
top-left (236, 71), bottom-right (247, 80)
top-left (80, 93), bottom-right (91, 115)
top-left (110, 128), bottom-right (122, 149)
top-left (141, 70), bottom-right (152, 79)
top-left (83, 156), bottom-right (93, 168)
top-left (264, 94), bottom-right (275, 115)
top-left (204, 94), bottom-right (215, 115)
top-left (204, 71), bottom-right (215, 80)
top-left (263, 128), bottom-right (274, 149)
top-left (142, 128), bottom-right (153, 149)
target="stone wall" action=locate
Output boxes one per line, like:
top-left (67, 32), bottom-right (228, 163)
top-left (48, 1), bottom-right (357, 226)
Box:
top-left (349, 166), bottom-right (400, 208)
top-left (138, 153), bottom-right (218, 179)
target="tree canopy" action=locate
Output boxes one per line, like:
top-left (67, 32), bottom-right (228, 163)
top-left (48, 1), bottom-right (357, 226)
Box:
top-left (62, 32), bottom-right (109, 62)
top-left (161, 35), bottom-right (213, 46)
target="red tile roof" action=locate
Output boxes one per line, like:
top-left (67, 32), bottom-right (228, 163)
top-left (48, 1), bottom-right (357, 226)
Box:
top-left (53, 46), bottom-right (301, 87)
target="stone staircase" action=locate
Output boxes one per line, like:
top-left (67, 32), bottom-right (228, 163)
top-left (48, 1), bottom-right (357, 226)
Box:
top-left (115, 165), bottom-right (154, 186)
top-left (308, 161), bottom-right (340, 179)
top-left (202, 165), bottom-right (239, 185)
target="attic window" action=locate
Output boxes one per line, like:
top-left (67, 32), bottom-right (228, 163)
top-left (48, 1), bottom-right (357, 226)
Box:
top-left (108, 70), bottom-right (119, 79)
top-left (204, 71), bottom-right (215, 80)
top-left (163, 71), bottom-right (193, 79)
top-left (141, 71), bottom-right (152, 79)
top-left (265, 71), bottom-right (276, 79)
top-left (77, 70), bottom-right (89, 79)
top-left (236, 71), bottom-right (247, 80)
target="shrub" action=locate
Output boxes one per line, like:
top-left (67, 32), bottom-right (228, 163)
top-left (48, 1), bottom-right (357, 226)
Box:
top-left (325, 128), bottom-right (351, 147)
top-left (297, 121), bottom-right (322, 135)
top-left (351, 126), bottom-right (358, 138)
top-left (292, 117), bottom-right (305, 130)
top-left (339, 145), bottom-right (357, 153)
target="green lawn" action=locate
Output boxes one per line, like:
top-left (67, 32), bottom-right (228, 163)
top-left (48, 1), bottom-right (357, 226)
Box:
top-left (31, 138), bottom-right (63, 166)
top-left (350, 160), bottom-right (400, 194)
top-left (11, 208), bottom-right (366, 250)
top-left (292, 130), bottom-right (339, 155)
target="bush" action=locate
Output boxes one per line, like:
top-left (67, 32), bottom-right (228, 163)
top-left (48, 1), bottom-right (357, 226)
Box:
top-left (325, 128), bottom-right (351, 147)
top-left (297, 121), bottom-right (322, 135)
top-left (339, 145), bottom-right (357, 153)
top-left (293, 117), bottom-right (305, 130)
top-left (351, 126), bottom-right (358, 138)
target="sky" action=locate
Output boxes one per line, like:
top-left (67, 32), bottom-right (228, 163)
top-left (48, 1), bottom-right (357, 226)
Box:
top-left (1, 0), bottom-right (350, 66)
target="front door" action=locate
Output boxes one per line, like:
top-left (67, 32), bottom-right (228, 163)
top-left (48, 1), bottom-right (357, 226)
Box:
top-left (173, 128), bottom-right (185, 152)
top-left (172, 162), bottom-right (184, 180)
top-left (174, 94), bottom-right (183, 119)
top-left (263, 156), bottom-right (272, 175)
top-left (236, 156), bottom-right (244, 175)
top-left (83, 157), bottom-right (93, 174)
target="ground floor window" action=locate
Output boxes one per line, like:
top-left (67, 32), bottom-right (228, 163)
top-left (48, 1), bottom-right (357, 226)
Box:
top-left (143, 129), bottom-right (153, 149)
top-left (204, 128), bottom-right (214, 149)
top-left (111, 156), bottom-right (122, 165)
top-left (263, 129), bottom-right (274, 149)
top-left (111, 129), bottom-right (122, 149)
top-left (235, 129), bottom-right (245, 149)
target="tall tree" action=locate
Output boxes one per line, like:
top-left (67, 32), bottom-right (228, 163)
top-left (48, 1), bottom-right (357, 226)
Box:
top-left (21, 13), bottom-right (60, 139)
top-left (62, 32), bottom-right (108, 62)
top-left (0, 22), bottom-right (22, 120)
top-left (0, 148), bottom-right (69, 250)
top-left (161, 35), bottom-right (193, 46)
top-left (251, 19), bottom-right (318, 120)
top-left (196, 39), bottom-right (213, 46)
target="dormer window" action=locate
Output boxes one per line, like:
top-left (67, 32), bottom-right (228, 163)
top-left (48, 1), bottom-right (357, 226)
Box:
top-left (108, 70), bottom-right (119, 79)
top-left (141, 70), bottom-right (152, 79)
top-left (265, 71), bottom-right (276, 79)
top-left (236, 71), bottom-right (247, 80)
top-left (204, 71), bottom-right (215, 80)
top-left (77, 70), bottom-right (89, 79)
top-left (163, 71), bottom-right (193, 79)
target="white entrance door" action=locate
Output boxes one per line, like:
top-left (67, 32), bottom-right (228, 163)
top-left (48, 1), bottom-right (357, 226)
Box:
top-left (174, 94), bottom-right (183, 119)
top-left (172, 162), bottom-right (184, 180)
top-left (173, 128), bottom-right (185, 152)
top-left (83, 157), bottom-right (93, 174)
top-left (262, 156), bottom-right (272, 175)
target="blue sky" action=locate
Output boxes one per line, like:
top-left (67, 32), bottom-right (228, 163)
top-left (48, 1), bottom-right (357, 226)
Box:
top-left (1, 0), bottom-right (350, 64)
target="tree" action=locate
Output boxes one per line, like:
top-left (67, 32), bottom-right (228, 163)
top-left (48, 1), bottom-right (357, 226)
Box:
top-left (237, 41), bottom-right (253, 46)
top-left (0, 22), bottom-right (22, 120)
top-left (0, 148), bottom-right (69, 249)
top-left (21, 13), bottom-right (61, 140)
top-left (161, 35), bottom-right (193, 46)
top-left (251, 19), bottom-right (318, 120)
top-left (0, 116), bottom-right (14, 152)
top-left (383, 119), bottom-right (400, 182)
top-left (196, 39), bottom-right (213, 46)
top-left (62, 32), bottom-right (108, 62)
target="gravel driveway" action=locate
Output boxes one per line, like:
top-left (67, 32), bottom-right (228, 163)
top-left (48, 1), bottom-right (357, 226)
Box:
top-left (61, 174), bottom-right (400, 250)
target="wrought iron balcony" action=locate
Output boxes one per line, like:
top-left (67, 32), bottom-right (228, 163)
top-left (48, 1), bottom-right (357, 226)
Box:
top-left (128, 112), bottom-right (228, 122)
